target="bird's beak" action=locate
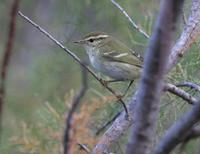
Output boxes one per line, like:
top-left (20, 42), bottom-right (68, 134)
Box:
top-left (73, 39), bottom-right (85, 44)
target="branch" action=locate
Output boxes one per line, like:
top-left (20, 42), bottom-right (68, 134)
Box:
top-left (181, 124), bottom-right (200, 144)
top-left (126, 1), bottom-right (184, 153)
top-left (18, 11), bottom-right (128, 116)
top-left (63, 66), bottom-right (88, 154)
top-left (164, 83), bottom-right (197, 104)
top-left (154, 99), bottom-right (200, 154)
top-left (92, 96), bottom-right (136, 154)
top-left (176, 81), bottom-right (200, 92)
top-left (94, 82), bottom-right (197, 137)
top-left (0, 0), bottom-right (20, 133)
top-left (167, 0), bottom-right (200, 71)
top-left (92, 82), bottom-right (197, 153)
top-left (110, 0), bottom-right (150, 39)
top-left (178, 125), bottom-right (200, 153)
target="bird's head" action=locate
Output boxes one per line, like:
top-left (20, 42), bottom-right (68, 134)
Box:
top-left (74, 31), bottom-right (110, 49)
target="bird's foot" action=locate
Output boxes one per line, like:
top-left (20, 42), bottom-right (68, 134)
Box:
top-left (100, 79), bottom-right (108, 87)
top-left (116, 94), bottom-right (123, 100)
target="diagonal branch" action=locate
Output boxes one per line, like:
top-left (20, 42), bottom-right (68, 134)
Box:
top-left (110, 0), bottom-right (150, 39)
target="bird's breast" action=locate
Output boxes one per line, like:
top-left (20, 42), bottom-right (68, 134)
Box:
top-left (86, 48), bottom-right (102, 71)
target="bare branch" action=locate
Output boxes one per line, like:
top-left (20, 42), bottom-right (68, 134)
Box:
top-left (18, 11), bottom-right (128, 116)
top-left (93, 0), bottom-right (200, 152)
top-left (176, 81), bottom-right (200, 92)
top-left (164, 83), bottom-right (197, 104)
top-left (63, 66), bottom-right (88, 154)
top-left (154, 99), bottom-right (200, 154)
top-left (167, 0), bottom-right (200, 71)
top-left (0, 0), bottom-right (20, 133)
top-left (110, 0), bottom-right (150, 39)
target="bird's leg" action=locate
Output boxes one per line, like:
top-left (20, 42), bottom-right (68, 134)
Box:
top-left (121, 80), bottom-right (134, 98)
top-left (100, 79), bottom-right (126, 98)
top-left (106, 79), bottom-right (124, 83)
top-left (99, 79), bottom-right (124, 87)
top-left (100, 79), bottom-right (134, 99)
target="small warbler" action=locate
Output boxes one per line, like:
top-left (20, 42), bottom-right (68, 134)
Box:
top-left (74, 32), bottom-right (143, 84)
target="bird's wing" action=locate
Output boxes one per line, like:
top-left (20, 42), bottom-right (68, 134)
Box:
top-left (100, 38), bottom-right (143, 68)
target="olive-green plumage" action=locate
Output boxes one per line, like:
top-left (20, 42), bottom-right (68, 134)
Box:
top-left (75, 32), bottom-right (143, 80)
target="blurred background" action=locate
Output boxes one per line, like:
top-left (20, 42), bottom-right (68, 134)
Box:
top-left (0, 0), bottom-right (200, 153)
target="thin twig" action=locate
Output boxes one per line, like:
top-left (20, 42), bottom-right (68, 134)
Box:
top-left (95, 111), bottom-right (121, 135)
top-left (0, 0), bottom-right (20, 134)
top-left (18, 11), bottom-right (128, 116)
top-left (110, 0), bottom-right (150, 39)
top-left (176, 82), bottom-right (200, 92)
top-left (63, 66), bottom-right (88, 154)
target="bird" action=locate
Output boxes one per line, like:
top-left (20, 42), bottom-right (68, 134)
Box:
top-left (74, 31), bottom-right (143, 96)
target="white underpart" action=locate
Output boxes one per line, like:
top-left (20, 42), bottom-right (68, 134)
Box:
top-left (114, 53), bottom-right (128, 58)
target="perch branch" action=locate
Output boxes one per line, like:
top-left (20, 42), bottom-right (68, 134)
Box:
top-left (95, 82), bottom-right (197, 135)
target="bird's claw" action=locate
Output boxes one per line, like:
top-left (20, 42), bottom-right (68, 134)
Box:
top-left (116, 94), bottom-right (123, 100)
top-left (100, 79), bottom-right (108, 87)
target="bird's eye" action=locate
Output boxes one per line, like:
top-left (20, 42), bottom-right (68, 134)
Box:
top-left (89, 39), bottom-right (94, 42)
